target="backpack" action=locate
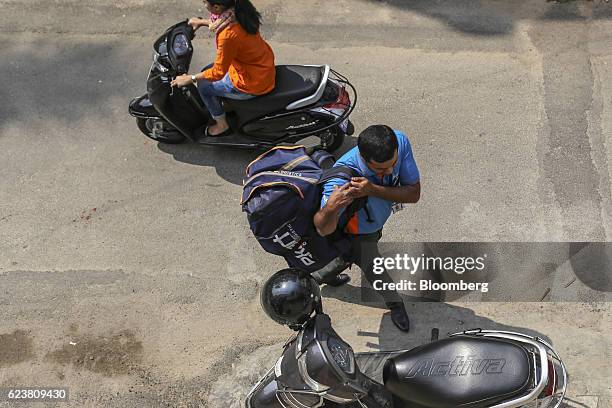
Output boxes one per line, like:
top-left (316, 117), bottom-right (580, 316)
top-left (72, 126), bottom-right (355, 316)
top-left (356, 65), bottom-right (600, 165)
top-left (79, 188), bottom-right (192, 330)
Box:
top-left (241, 146), bottom-right (365, 273)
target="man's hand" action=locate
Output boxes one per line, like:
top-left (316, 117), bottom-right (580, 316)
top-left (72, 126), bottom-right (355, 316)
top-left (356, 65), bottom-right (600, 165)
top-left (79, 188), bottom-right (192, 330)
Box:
top-left (349, 177), bottom-right (376, 198)
top-left (314, 183), bottom-right (355, 236)
top-left (171, 74), bottom-right (192, 88)
top-left (326, 183), bottom-right (355, 211)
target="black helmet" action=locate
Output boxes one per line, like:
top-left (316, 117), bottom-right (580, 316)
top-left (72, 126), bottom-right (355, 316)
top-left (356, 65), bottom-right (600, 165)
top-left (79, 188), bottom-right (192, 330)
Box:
top-left (261, 269), bottom-right (321, 330)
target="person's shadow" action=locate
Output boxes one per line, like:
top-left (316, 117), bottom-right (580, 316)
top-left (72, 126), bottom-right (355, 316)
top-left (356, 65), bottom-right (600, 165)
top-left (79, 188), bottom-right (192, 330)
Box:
top-left (324, 283), bottom-right (551, 347)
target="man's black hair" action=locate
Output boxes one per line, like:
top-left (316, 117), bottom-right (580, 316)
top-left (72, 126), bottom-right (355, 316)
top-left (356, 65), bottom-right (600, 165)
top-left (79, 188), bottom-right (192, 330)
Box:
top-left (358, 125), bottom-right (398, 163)
top-left (208, 0), bottom-right (262, 34)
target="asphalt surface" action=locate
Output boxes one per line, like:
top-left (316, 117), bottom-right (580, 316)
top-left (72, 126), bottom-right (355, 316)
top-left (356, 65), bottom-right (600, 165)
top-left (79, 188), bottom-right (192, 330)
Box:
top-left (0, 1), bottom-right (611, 407)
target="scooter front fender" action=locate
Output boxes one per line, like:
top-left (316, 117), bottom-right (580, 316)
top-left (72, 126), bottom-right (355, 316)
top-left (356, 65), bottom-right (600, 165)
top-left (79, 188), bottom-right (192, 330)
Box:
top-left (128, 93), bottom-right (159, 118)
top-left (245, 368), bottom-right (284, 408)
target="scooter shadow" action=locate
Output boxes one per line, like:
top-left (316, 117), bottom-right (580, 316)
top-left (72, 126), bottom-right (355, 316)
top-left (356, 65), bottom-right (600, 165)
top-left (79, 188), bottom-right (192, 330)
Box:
top-left (322, 284), bottom-right (553, 352)
top-left (156, 135), bottom-right (358, 185)
top-left (334, 134), bottom-right (357, 157)
top-left (156, 142), bottom-right (259, 185)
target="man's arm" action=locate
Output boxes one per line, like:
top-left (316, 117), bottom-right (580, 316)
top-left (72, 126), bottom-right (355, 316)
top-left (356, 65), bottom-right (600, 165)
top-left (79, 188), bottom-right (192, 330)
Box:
top-left (314, 203), bottom-right (342, 237)
top-left (370, 181), bottom-right (420, 203)
top-left (350, 178), bottom-right (420, 203)
top-left (314, 183), bottom-right (355, 236)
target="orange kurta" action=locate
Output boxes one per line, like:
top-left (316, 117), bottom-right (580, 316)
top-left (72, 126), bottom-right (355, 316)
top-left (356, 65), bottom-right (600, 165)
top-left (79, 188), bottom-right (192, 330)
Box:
top-left (203, 24), bottom-right (275, 95)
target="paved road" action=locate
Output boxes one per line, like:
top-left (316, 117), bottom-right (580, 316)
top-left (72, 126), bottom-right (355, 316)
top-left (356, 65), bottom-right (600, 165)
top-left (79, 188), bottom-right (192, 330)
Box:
top-left (0, 1), bottom-right (611, 407)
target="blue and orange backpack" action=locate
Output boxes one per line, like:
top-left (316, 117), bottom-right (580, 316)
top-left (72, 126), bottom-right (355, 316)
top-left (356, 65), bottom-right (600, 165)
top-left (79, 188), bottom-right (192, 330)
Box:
top-left (241, 146), bottom-right (365, 273)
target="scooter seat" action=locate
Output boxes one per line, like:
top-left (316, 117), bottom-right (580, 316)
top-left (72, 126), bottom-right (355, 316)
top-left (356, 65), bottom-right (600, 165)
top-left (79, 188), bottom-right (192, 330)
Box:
top-left (383, 336), bottom-right (532, 408)
top-left (223, 65), bottom-right (325, 119)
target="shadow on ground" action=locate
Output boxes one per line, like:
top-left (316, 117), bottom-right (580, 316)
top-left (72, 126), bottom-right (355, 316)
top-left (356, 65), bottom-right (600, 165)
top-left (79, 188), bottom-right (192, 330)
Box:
top-left (156, 135), bottom-right (357, 185)
top-left (322, 282), bottom-right (551, 345)
top-left (363, 0), bottom-right (611, 38)
top-left (369, 0), bottom-right (515, 36)
top-left (0, 41), bottom-right (138, 129)
top-left (157, 143), bottom-right (258, 185)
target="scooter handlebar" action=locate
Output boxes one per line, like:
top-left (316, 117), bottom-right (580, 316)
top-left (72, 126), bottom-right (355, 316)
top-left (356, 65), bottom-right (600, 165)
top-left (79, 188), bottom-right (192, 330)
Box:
top-left (184, 19), bottom-right (196, 40)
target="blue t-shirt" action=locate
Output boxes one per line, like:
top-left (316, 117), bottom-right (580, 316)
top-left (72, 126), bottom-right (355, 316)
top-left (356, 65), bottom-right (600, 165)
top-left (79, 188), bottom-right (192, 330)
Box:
top-left (320, 130), bottom-right (420, 234)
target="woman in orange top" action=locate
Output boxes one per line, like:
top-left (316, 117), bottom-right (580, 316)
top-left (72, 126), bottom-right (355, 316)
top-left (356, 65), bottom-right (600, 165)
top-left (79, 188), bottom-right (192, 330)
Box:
top-left (171, 0), bottom-right (275, 136)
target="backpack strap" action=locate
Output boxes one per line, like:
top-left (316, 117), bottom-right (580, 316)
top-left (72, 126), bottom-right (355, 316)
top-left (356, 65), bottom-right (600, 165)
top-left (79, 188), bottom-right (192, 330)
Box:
top-left (317, 166), bottom-right (369, 252)
top-left (361, 203), bottom-right (375, 223)
top-left (318, 166), bottom-right (359, 185)
top-left (319, 166), bottom-right (371, 224)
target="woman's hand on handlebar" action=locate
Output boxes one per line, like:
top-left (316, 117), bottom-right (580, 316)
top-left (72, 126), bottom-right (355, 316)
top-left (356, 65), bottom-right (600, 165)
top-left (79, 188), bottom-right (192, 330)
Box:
top-left (171, 74), bottom-right (193, 88)
top-left (188, 17), bottom-right (210, 32)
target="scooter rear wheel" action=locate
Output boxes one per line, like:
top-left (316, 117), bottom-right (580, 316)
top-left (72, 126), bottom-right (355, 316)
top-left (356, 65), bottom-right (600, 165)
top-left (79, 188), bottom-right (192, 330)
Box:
top-left (320, 127), bottom-right (345, 152)
top-left (136, 118), bottom-right (186, 144)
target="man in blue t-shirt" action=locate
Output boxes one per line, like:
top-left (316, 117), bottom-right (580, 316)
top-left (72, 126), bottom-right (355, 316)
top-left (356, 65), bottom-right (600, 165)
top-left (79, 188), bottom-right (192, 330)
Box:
top-left (314, 125), bottom-right (421, 332)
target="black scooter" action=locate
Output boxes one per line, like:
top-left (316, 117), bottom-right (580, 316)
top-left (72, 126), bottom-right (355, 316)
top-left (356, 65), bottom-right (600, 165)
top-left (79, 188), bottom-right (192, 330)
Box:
top-left (246, 311), bottom-right (567, 408)
top-left (128, 21), bottom-right (356, 151)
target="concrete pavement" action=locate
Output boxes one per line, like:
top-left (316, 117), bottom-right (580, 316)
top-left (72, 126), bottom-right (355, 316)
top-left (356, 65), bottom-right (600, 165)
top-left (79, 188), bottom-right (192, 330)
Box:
top-left (0, 1), bottom-right (610, 407)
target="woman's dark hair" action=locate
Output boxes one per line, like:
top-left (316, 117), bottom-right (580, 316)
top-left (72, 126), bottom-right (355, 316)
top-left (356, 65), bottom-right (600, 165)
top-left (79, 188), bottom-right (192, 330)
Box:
top-left (235, 0), bottom-right (262, 34)
top-left (358, 125), bottom-right (398, 163)
top-left (208, 0), bottom-right (262, 34)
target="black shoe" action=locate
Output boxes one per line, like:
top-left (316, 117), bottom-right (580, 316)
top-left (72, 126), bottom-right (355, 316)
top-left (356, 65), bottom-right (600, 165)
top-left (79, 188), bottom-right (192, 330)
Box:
top-left (324, 273), bottom-right (351, 287)
top-left (388, 302), bottom-right (410, 332)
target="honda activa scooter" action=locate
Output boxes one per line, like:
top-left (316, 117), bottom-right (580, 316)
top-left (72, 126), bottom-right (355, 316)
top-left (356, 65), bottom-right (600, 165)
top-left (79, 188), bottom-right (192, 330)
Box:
top-left (246, 312), bottom-right (567, 408)
top-left (128, 21), bottom-right (356, 151)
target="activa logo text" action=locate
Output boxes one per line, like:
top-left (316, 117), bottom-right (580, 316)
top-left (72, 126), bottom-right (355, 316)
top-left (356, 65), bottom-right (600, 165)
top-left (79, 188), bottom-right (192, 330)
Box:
top-left (405, 355), bottom-right (505, 378)
top-left (287, 121), bottom-right (317, 130)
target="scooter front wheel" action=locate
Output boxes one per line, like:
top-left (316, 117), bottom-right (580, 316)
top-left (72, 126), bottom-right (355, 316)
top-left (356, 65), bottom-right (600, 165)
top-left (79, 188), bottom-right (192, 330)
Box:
top-left (136, 118), bottom-right (186, 144)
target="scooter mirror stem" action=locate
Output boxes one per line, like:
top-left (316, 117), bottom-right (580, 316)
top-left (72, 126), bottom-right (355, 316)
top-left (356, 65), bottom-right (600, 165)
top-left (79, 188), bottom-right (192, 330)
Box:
top-left (184, 19), bottom-right (195, 39)
top-left (314, 295), bottom-right (323, 315)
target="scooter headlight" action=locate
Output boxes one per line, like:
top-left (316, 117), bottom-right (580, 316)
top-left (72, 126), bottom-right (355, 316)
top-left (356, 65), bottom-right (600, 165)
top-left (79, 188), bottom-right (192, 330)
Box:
top-left (151, 51), bottom-right (169, 73)
top-left (172, 33), bottom-right (190, 56)
top-left (158, 40), bottom-right (168, 56)
top-left (327, 336), bottom-right (355, 374)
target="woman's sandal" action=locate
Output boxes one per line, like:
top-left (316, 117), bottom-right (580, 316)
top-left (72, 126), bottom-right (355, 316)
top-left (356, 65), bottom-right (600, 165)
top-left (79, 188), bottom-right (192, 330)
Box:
top-left (205, 126), bottom-right (233, 137)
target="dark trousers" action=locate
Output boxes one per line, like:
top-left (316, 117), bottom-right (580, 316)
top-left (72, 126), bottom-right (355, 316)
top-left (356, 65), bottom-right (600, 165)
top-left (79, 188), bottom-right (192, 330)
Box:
top-left (353, 230), bottom-right (402, 307)
top-left (314, 230), bottom-right (402, 307)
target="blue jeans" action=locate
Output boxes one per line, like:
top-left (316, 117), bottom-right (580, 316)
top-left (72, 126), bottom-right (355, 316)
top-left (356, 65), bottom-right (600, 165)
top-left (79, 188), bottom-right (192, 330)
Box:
top-left (197, 73), bottom-right (255, 120)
